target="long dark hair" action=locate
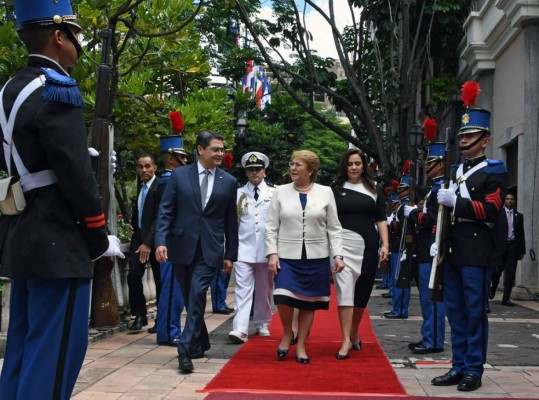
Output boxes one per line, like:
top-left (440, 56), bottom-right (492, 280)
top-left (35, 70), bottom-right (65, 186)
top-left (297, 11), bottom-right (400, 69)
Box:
top-left (332, 149), bottom-right (377, 194)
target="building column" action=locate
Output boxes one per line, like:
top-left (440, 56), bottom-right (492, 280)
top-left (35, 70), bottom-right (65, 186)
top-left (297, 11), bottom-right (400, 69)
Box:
top-left (517, 20), bottom-right (539, 299)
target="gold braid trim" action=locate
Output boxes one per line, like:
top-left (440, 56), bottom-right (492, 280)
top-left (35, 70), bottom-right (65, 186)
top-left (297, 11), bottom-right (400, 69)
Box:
top-left (237, 192), bottom-right (248, 225)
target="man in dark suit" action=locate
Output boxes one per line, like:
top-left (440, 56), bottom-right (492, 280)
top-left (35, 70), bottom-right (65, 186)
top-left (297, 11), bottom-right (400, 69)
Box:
top-left (156, 130), bottom-right (238, 373)
top-left (489, 193), bottom-right (526, 306)
top-left (128, 154), bottom-right (162, 332)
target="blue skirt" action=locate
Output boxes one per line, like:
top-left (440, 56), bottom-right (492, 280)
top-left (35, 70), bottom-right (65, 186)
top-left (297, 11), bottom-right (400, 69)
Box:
top-left (273, 256), bottom-right (331, 310)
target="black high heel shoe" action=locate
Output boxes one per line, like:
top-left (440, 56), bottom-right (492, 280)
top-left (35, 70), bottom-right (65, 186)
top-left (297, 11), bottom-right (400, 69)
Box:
top-left (277, 348), bottom-right (289, 360)
top-left (351, 339), bottom-right (362, 351)
top-left (296, 355), bottom-right (310, 364)
top-left (290, 334), bottom-right (298, 345)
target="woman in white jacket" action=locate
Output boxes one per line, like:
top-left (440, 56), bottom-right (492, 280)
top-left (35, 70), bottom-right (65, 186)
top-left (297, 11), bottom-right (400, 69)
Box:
top-left (266, 150), bottom-right (344, 364)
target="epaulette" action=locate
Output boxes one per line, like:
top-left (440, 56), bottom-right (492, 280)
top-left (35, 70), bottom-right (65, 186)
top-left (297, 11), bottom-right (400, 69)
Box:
top-left (485, 159), bottom-right (507, 175)
top-left (40, 67), bottom-right (84, 108)
top-left (266, 181), bottom-right (276, 188)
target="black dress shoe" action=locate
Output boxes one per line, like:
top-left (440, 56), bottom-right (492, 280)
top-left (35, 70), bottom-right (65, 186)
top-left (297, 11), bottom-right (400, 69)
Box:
top-left (501, 300), bottom-right (515, 307)
top-left (383, 312), bottom-right (407, 319)
top-left (431, 370), bottom-right (463, 386)
top-left (375, 284), bottom-right (388, 289)
top-left (411, 344), bottom-right (444, 354)
top-left (226, 307), bottom-right (235, 312)
top-left (158, 338), bottom-right (180, 347)
top-left (488, 288), bottom-right (496, 300)
top-left (408, 340), bottom-right (423, 349)
top-left (457, 373), bottom-right (482, 391)
top-left (178, 354), bottom-right (194, 373)
top-left (213, 308), bottom-right (231, 315)
top-left (128, 316), bottom-right (148, 332)
top-left (382, 292), bottom-right (392, 298)
top-left (147, 324), bottom-right (157, 334)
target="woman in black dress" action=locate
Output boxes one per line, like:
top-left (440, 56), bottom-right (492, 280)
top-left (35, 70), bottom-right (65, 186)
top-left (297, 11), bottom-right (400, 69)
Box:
top-left (331, 149), bottom-right (389, 359)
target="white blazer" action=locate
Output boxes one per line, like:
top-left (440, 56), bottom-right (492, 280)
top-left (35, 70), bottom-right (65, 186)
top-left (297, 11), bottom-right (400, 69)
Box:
top-left (265, 183), bottom-right (343, 260)
top-left (237, 180), bottom-right (275, 263)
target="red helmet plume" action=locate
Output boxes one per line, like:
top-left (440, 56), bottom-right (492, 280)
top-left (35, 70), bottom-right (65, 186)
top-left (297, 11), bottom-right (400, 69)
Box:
top-left (402, 159), bottom-right (411, 175)
top-left (461, 81), bottom-right (481, 108)
top-left (169, 111), bottom-right (184, 134)
top-left (423, 118), bottom-right (437, 142)
top-left (224, 153), bottom-right (233, 169)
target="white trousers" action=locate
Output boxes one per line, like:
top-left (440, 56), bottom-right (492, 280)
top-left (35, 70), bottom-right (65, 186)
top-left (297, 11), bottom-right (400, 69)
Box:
top-left (232, 261), bottom-right (274, 335)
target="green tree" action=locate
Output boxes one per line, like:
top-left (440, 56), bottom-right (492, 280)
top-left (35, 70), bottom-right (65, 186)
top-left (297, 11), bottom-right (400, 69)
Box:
top-left (226, 0), bottom-right (471, 181)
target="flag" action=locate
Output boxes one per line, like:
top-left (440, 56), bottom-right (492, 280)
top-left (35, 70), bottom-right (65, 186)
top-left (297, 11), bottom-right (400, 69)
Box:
top-left (261, 77), bottom-right (271, 109)
top-left (242, 60), bottom-right (255, 93)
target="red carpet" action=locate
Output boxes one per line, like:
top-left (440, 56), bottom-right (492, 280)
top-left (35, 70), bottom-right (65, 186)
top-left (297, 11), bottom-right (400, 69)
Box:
top-left (203, 287), bottom-right (406, 397)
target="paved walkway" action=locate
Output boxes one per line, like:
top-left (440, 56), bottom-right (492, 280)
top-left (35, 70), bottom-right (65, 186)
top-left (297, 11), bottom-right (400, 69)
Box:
top-left (2, 281), bottom-right (539, 399)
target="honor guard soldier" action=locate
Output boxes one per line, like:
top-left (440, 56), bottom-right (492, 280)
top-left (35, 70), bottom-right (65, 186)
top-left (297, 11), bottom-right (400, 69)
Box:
top-left (155, 135), bottom-right (187, 346)
top-left (406, 142), bottom-right (446, 354)
top-left (384, 191), bottom-right (401, 299)
top-left (228, 152), bottom-right (275, 343)
top-left (383, 175), bottom-right (412, 319)
top-left (0, 1), bottom-right (124, 398)
top-left (432, 98), bottom-right (507, 391)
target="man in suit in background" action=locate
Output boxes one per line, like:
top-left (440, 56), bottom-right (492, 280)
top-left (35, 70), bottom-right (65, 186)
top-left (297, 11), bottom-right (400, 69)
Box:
top-left (490, 192), bottom-right (526, 306)
top-left (155, 130), bottom-right (238, 373)
top-left (128, 154), bottom-right (162, 332)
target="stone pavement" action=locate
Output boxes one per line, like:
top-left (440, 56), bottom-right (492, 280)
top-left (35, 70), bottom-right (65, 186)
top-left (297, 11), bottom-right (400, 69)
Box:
top-left (1, 280), bottom-right (538, 399)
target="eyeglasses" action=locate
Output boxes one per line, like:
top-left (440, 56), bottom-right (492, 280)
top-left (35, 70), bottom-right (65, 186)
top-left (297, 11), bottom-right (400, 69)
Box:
top-left (208, 147), bottom-right (225, 154)
top-left (288, 162), bottom-right (304, 168)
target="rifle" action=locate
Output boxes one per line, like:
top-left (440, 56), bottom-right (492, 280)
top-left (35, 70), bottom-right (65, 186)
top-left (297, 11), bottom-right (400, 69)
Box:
top-left (89, 28), bottom-right (121, 327)
top-left (395, 159), bottom-right (416, 289)
top-left (429, 127), bottom-right (452, 302)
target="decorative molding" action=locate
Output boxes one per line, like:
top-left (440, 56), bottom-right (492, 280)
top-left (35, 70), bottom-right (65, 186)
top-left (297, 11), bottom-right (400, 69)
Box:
top-left (460, 0), bottom-right (539, 77)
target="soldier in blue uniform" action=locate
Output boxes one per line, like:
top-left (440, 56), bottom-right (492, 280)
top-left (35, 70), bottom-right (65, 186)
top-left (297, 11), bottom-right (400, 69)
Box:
top-left (432, 108), bottom-right (507, 391)
top-left (384, 193), bottom-right (400, 300)
top-left (156, 135), bottom-right (186, 346)
top-left (0, 1), bottom-right (123, 398)
top-left (383, 175), bottom-right (412, 319)
top-left (406, 143), bottom-right (446, 354)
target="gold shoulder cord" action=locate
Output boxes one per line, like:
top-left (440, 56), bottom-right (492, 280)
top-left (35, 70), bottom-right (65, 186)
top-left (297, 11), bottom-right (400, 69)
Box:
top-left (237, 192), bottom-right (248, 225)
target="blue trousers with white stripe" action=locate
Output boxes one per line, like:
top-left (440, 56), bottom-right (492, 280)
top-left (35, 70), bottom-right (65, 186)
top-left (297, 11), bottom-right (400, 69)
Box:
top-left (391, 252), bottom-right (410, 317)
top-left (418, 262), bottom-right (445, 349)
top-left (444, 262), bottom-right (491, 377)
top-left (156, 261), bottom-right (184, 344)
top-left (0, 278), bottom-right (90, 400)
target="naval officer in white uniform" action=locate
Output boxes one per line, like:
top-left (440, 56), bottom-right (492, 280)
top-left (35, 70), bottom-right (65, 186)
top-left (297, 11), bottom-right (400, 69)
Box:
top-left (229, 152), bottom-right (275, 343)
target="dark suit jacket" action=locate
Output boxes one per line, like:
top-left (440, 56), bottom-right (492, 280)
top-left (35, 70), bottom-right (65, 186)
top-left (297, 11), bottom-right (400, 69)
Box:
top-left (155, 163), bottom-right (238, 268)
top-left (131, 177), bottom-right (161, 248)
top-left (493, 208), bottom-right (526, 262)
top-left (0, 56), bottom-right (108, 280)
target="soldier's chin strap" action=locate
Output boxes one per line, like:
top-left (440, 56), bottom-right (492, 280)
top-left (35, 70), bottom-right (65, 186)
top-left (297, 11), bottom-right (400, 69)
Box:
top-left (59, 23), bottom-right (82, 56)
top-left (459, 131), bottom-right (487, 151)
top-left (171, 153), bottom-right (187, 166)
top-left (426, 159), bottom-right (444, 175)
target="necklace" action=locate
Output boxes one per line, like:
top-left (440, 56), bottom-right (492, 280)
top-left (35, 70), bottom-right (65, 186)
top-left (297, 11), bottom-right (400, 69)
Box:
top-left (293, 183), bottom-right (313, 192)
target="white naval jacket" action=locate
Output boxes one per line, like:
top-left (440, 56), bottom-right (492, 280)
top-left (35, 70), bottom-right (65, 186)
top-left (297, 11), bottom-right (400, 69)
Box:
top-left (237, 180), bottom-right (275, 263)
top-left (265, 183), bottom-right (343, 260)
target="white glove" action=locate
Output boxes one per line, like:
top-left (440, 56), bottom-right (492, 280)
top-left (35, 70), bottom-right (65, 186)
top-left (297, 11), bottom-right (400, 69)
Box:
top-left (400, 250), bottom-right (407, 262)
top-left (111, 150), bottom-right (117, 175)
top-left (437, 182), bottom-right (457, 208)
top-left (88, 148), bottom-right (117, 174)
top-left (404, 205), bottom-right (417, 217)
top-left (430, 243), bottom-right (438, 257)
top-left (103, 235), bottom-right (125, 258)
top-left (88, 147), bottom-right (99, 157)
